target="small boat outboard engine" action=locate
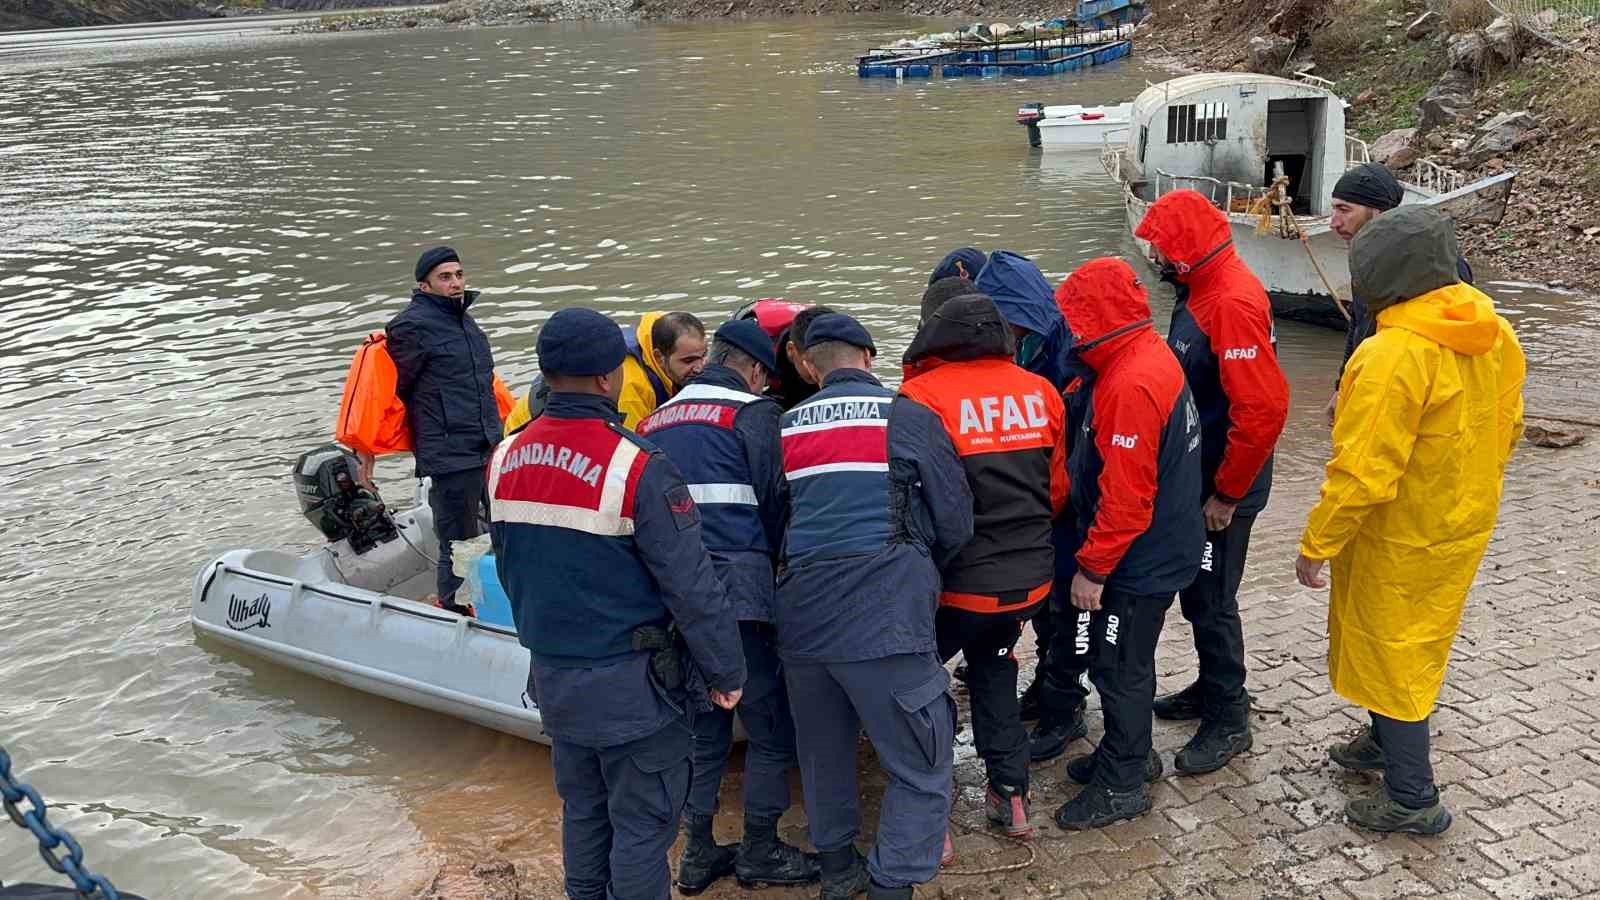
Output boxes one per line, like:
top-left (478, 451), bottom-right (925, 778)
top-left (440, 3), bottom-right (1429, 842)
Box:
top-left (294, 444), bottom-right (399, 554)
top-left (1017, 102), bottom-right (1045, 148)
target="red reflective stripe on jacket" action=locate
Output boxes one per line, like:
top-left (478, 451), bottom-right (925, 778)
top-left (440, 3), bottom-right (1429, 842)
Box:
top-left (781, 425), bottom-right (887, 473)
top-left (940, 579), bottom-right (1052, 614)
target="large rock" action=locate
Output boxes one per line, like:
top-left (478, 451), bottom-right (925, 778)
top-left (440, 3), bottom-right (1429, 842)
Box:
top-left (1484, 15), bottom-right (1520, 64)
top-left (1406, 9), bottom-right (1439, 40)
top-left (1447, 30), bottom-right (1491, 72)
top-left (1418, 70), bottom-right (1476, 131)
top-left (1370, 127), bottom-right (1419, 169)
top-left (1248, 34), bottom-right (1297, 74)
top-left (1463, 110), bottom-right (1541, 165)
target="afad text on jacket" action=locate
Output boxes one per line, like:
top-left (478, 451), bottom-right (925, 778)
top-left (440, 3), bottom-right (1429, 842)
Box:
top-left (899, 293), bottom-right (1068, 613)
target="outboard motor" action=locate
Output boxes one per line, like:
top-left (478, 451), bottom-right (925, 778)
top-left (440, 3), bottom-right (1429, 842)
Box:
top-left (1017, 102), bottom-right (1045, 148)
top-left (294, 444), bottom-right (399, 554)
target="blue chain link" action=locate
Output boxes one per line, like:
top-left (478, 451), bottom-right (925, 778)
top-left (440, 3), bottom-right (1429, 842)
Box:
top-left (0, 746), bottom-right (121, 900)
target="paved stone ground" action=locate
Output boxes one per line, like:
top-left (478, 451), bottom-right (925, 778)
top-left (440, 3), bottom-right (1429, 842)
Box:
top-left (669, 423), bottom-right (1600, 900)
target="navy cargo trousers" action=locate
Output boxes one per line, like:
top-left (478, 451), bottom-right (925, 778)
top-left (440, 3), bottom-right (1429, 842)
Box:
top-left (685, 621), bottom-right (796, 821)
top-left (785, 653), bottom-right (954, 889)
top-left (551, 716), bottom-right (692, 900)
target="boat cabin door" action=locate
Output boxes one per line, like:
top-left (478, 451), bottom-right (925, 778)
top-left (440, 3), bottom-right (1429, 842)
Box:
top-left (1264, 97), bottom-right (1328, 214)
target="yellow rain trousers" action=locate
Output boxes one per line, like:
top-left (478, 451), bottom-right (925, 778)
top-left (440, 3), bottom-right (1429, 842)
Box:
top-left (1300, 283), bottom-right (1526, 722)
top-left (503, 312), bottom-right (676, 434)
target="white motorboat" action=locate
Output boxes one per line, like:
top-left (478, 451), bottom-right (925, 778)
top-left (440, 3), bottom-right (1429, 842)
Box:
top-left (1018, 101), bottom-right (1133, 150)
top-left (1099, 72), bottom-right (1517, 327)
top-left (191, 502), bottom-right (551, 744)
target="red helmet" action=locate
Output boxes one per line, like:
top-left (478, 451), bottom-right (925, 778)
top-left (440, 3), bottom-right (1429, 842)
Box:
top-left (735, 298), bottom-right (811, 339)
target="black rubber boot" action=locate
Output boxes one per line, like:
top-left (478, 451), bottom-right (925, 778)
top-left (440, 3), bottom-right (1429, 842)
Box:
top-left (1053, 784), bottom-right (1153, 830)
top-left (735, 814), bottom-right (820, 888)
top-left (818, 845), bottom-right (871, 900)
top-left (1174, 709), bottom-right (1253, 775)
top-left (1064, 749), bottom-right (1163, 785)
top-left (1151, 680), bottom-right (1204, 721)
top-left (1018, 677), bottom-right (1042, 722)
top-left (675, 812), bottom-right (737, 895)
top-left (867, 881), bottom-right (915, 900)
top-left (1029, 703), bottom-right (1088, 762)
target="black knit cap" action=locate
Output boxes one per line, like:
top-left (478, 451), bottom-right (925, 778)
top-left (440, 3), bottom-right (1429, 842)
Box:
top-left (1332, 163), bottom-right (1405, 212)
top-left (414, 245), bottom-right (461, 282)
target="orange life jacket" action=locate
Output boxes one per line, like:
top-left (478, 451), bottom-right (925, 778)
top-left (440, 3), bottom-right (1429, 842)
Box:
top-left (336, 332), bottom-right (515, 455)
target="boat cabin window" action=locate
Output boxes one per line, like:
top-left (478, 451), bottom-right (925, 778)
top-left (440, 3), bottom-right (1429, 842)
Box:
top-left (1166, 102), bottom-right (1228, 144)
top-left (1138, 125), bottom-right (1149, 163)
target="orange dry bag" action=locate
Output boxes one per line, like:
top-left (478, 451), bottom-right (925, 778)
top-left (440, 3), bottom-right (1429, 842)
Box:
top-left (335, 331), bottom-right (516, 455)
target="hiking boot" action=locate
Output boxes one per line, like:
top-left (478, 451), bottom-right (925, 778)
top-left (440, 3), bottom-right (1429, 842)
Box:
top-left (1064, 749), bottom-right (1163, 785)
top-left (940, 831), bottom-right (955, 867)
top-left (1174, 717), bottom-right (1252, 775)
top-left (818, 845), bottom-right (870, 900)
top-left (1053, 784), bottom-right (1153, 830)
top-left (675, 813), bottom-right (737, 895)
top-left (1151, 680), bottom-right (1204, 721)
top-left (1018, 677), bottom-right (1042, 722)
top-left (867, 883), bottom-right (914, 900)
top-left (1345, 793), bottom-right (1453, 835)
top-left (1029, 706), bottom-right (1088, 762)
top-left (1329, 727), bottom-right (1387, 772)
top-left (985, 784), bottom-right (1034, 839)
top-left (735, 814), bottom-right (820, 888)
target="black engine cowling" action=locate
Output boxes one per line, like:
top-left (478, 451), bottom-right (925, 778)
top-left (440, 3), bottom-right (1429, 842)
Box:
top-left (293, 444), bottom-right (399, 554)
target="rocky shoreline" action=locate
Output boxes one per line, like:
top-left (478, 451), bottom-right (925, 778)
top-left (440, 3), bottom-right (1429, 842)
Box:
top-left (1134, 0), bottom-right (1600, 294)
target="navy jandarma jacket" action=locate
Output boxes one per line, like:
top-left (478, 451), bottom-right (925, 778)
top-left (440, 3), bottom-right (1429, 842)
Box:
top-left (386, 289), bottom-right (502, 477)
top-left (487, 392), bottom-right (746, 748)
top-left (636, 364), bottom-right (789, 623)
top-left (773, 368), bottom-right (973, 664)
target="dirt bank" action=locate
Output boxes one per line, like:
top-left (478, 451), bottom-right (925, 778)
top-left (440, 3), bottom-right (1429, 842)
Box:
top-left (1135, 0), bottom-right (1600, 293)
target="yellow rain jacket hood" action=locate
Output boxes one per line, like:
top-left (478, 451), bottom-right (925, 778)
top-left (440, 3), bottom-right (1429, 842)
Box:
top-left (503, 312), bottom-right (677, 434)
top-left (1300, 206), bottom-right (1525, 722)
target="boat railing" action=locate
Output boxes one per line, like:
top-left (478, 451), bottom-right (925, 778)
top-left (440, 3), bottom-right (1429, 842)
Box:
top-left (1411, 157), bottom-right (1464, 195)
top-left (1344, 134), bottom-right (1371, 168)
top-left (859, 20), bottom-right (1132, 63)
top-left (1100, 126), bottom-right (1131, 181)
top-left (1153, 169), bottom-right (1273, 215)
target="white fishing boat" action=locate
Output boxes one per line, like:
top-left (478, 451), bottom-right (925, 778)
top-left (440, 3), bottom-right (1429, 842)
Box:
top-left (1099, 72), bottom-right (1517, 327)
top-left (1018, 101), bottom-right (1133, 150)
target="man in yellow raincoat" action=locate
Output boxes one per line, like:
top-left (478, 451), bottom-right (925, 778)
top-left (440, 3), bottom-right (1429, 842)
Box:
top-left (1295, 206), bottom-right (1525, 835)
top-left (503, 311), bottom-right (708, 433)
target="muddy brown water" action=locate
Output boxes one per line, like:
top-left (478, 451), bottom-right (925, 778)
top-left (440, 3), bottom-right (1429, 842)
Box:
top-left (1, 15), bottom-right (1593, 898)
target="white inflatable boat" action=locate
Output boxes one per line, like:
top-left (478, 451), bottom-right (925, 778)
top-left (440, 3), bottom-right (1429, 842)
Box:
top-left (191, 502), bottom-right (551, 745)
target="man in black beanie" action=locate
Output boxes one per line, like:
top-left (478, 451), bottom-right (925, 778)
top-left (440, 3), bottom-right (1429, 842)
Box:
top-left (1327, 164), bottom-right (1474, 423)
top-left (378, 245), bottom-right (503, 615)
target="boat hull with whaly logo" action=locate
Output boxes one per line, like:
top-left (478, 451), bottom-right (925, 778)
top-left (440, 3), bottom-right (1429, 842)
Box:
top-left (191, 505), bottom-right (550, 744)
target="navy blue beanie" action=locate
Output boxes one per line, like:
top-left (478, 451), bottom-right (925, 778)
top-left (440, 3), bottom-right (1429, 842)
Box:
top-left (804, 313), bottom-right (876, 354)
top-left (929, 247), bottom-right (988, 285)
top-left (714, 319), bottom-right (778, 371)
top-left (415, 245), bottom-right (461, 283)
top-left (538, 308), bottom-right (628, 377)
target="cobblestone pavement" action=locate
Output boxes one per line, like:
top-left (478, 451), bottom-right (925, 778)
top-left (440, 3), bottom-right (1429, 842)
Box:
top-left (674, 423), bottom-right (1600, 899)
